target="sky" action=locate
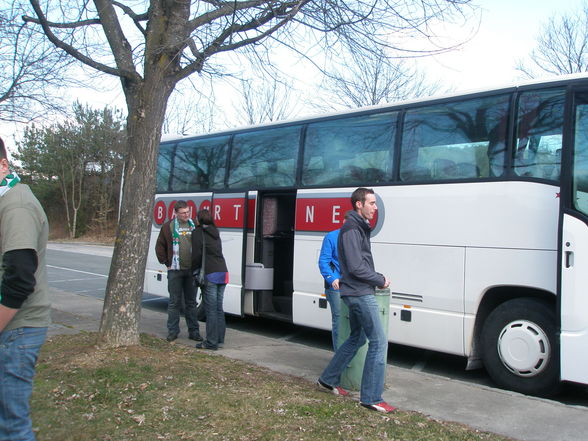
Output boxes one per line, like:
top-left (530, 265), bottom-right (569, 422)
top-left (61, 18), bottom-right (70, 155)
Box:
top-left (3, 0), bottom-right (588, 144)
top-left (423, 0), bottom-right (586, 92)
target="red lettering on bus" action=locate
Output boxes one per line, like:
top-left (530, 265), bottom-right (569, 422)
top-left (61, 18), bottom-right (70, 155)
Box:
top-left (153, 198), bottom-right (212, 226)
top-left (213, 197), bottom-right (247, 228)
top-left (295, 197), bottom-right (377, 232)
top-left (199, 199), bottom-right (211, 212)
top-left (167, 200), bottom-right (177, 220)
top-left (186, 200), bottom-right (197, 219)
top-left (154, 200), bottom-right (167, 225)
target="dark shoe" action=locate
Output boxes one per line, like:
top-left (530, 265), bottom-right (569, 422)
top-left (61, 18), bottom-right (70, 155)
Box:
top-left (195, 342), bottom-right (217, 351)
top-left (189, 333), bottom-right (203, 342)
top-left (317, 378), bottom-right (350, 396)
top-left (360, 401), bottom-right (397, 413)
top-left (166, 333), bottom-right (178, 342)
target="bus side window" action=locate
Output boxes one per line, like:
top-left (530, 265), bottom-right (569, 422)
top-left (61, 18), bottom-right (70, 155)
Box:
top-left (302, 112), bottom-right (396, 187)
top-left (229, 126), bottom-right (301, 190)
top-left (514, 89), bottom-right (565, 181)
top-left (164, 136), bottom-right (229, 192)
top-left (302, 156), bottom-right (325, 185)
top-left (399, 94), bottom-right (510, 182)
top-left (573, 99), bottom-right (588, 215)
top-left (156, 143), bottom-right (175, 192)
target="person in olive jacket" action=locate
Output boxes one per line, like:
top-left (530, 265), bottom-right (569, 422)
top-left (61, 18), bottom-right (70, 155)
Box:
top-left (191, 209), bottom-right (228, 350)
top-left (155, 200), bottom-right (202, 343)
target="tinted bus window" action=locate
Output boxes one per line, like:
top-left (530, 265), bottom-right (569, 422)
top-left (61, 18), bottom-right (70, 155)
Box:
top-left (400, 95), bottom-right (510, 181)
top-left (228, 126), bottom-right (301, 189)
top-left (514, 89), bottom-right (565, 181)
top-left (573, 93), bottom-right (588, 215)
top-left (156, 143), bottom-right (175, 192)
top-left (166, 136), bottom-right (229, 192)
top-left (302, 112), bottom-right (396, 186)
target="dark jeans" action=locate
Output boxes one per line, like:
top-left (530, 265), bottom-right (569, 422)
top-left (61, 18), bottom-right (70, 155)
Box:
top-left (203, 282), bottom-right (226, 349)
top-left (167, 269), bottom-right (200, 337)
top-left (0, 326), bottom-right (48, 441)
top-left (325, 288), bottom-right (341, 350)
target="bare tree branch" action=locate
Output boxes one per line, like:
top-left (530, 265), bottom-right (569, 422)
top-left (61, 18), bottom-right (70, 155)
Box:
top-left (316, 48), bottom-right (441, 110)
top-left (21, 14), bottom-right (100, 28)
top-left (236, 76), bottom-right (297, 125)
top-left (93, 0), bottom-right (139, 80)
top-left (25, 0), bottom-right (127, 78)
top-left (111, 1), bottom-right (148, 35)
top-left (0, 5), bottom-right (76, 122)
top-left (517, 3), bottom-right (588, 78)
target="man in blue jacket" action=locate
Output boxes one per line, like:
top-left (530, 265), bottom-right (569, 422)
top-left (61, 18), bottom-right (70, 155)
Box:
top-left (317, 187), bottom-right (395, 413)
top-left (318, 213), bottom-right (349, 350)
top-left (319, 226), bottom-right (341, 350)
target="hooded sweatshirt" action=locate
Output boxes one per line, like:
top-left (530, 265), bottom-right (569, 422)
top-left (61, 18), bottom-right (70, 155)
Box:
top-left (337, 210), bottom-right (385, 297)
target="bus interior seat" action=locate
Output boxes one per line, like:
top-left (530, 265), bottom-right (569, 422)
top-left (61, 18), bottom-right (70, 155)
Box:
top-left (302, 168), bottom-right (324, 185)
top-left (237, 176), bottom-right (258, 187)
top-left (340, 165), bottom-right (364, 182)
top-left (302, 156), bottom-right (326, 185)
top-left (262, 197), bottom-right (278, 236)
top-left (400, 166), bottom-right (431, 182)
top-left (365, 167), bottom-right (388, 183)
top-left (433, 158), bottom-right (457, 179)
top-left (455, 162), bottom-right (480, 178)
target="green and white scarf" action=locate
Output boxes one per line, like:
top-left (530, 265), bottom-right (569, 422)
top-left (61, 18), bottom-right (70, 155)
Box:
top-left (170, 216), bottom-right (195, 270)
top-left (0, 173), bottom-right (20, 198)
top-left (0, 172), bottom-right (19, 303)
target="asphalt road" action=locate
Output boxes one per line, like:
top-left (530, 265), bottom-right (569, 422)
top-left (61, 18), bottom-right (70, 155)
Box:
top-left (46, 242), bottom-right (588, 408)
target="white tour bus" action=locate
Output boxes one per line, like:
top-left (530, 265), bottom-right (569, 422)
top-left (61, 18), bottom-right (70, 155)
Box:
top-left (145, 74), bottom-right (588, 396)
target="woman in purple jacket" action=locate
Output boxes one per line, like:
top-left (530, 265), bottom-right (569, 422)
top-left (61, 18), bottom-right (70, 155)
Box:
top-left (191, 209), bottom-right (229, 350)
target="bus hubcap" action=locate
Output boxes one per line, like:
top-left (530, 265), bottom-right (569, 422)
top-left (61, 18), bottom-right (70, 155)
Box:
top-left (497, 320), bottom-right (550, 377)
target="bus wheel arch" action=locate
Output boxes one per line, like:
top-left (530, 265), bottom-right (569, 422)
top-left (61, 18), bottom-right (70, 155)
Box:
top-left (470, 287), bottom-right (554, 362)
top-left (480, 296), bottom-right (560, 397)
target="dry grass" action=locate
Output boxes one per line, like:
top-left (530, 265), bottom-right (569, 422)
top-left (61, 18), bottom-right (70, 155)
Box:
top-left (49, 233), bottom-right (115, 246)
top-left (32, 332), bottom-right (515, 441)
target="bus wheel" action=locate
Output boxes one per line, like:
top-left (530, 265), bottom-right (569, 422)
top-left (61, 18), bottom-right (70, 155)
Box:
top-left (481, 298), bottom-right (560, 397)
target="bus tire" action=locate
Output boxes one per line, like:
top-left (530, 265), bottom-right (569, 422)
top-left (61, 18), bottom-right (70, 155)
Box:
top-left (481, 298), bottom-right (560, 397)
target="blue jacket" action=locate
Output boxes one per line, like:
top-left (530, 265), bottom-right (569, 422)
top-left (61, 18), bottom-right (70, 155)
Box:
top-left (318, 229), bottom-right (341, 289)
top-left (338, 210), bottom-right (385, 297)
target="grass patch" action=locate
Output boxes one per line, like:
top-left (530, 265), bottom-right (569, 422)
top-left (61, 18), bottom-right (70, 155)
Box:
top-left (32, 332), bottom-right (514, 441)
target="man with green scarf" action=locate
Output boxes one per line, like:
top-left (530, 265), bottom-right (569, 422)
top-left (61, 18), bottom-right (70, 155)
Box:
top-left (0, 136), bottom-right (50, 440)
top-left (155, 200), bottom-right (202, 342)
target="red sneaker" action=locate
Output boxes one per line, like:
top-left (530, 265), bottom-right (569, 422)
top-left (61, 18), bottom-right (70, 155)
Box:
top-left (317, 378), bottom-right (350, 396)
top-left (361, 401), bottom-right (397, 413)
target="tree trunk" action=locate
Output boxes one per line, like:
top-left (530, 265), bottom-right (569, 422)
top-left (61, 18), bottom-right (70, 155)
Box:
top-left (71, 207), bottom-right (78, 239)
top-left (97, 77), bottom-right (173, 347)
top-left (58, 166), bottom-right (73, 238)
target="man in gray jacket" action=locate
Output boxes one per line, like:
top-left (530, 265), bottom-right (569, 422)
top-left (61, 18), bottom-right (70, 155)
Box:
top-left (0, 136), bottom-right (51, 440)
top-left (317, 187), bottom-right (395, 413)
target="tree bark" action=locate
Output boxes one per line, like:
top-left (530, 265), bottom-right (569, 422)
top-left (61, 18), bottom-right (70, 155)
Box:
top-left (98, 75), bottom-right (173, 347)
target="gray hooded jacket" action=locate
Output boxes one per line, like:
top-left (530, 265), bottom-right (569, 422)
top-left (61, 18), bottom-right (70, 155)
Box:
top-left (337, 210), bottom-right (385, 297)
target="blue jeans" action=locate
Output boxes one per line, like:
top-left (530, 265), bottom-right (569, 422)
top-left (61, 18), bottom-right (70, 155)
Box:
top-left (319, 295), bottom-right (387, 405)
top-left (203, 283), bottom-right (226, 349)
top-left (325, 288), bottom-right (340, 350)
top-left (167, 269), bottom-right (200, 337)
top-left (0, 326), bottom-right (48, 441)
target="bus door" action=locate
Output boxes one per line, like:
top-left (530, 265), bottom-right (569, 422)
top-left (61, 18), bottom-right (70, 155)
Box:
top-left (560, 90), bottom-right (588, 385)
top-left (248, 190), bottom-right (297, 322)
top-left (211, 192), bottom-right (248, 316)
